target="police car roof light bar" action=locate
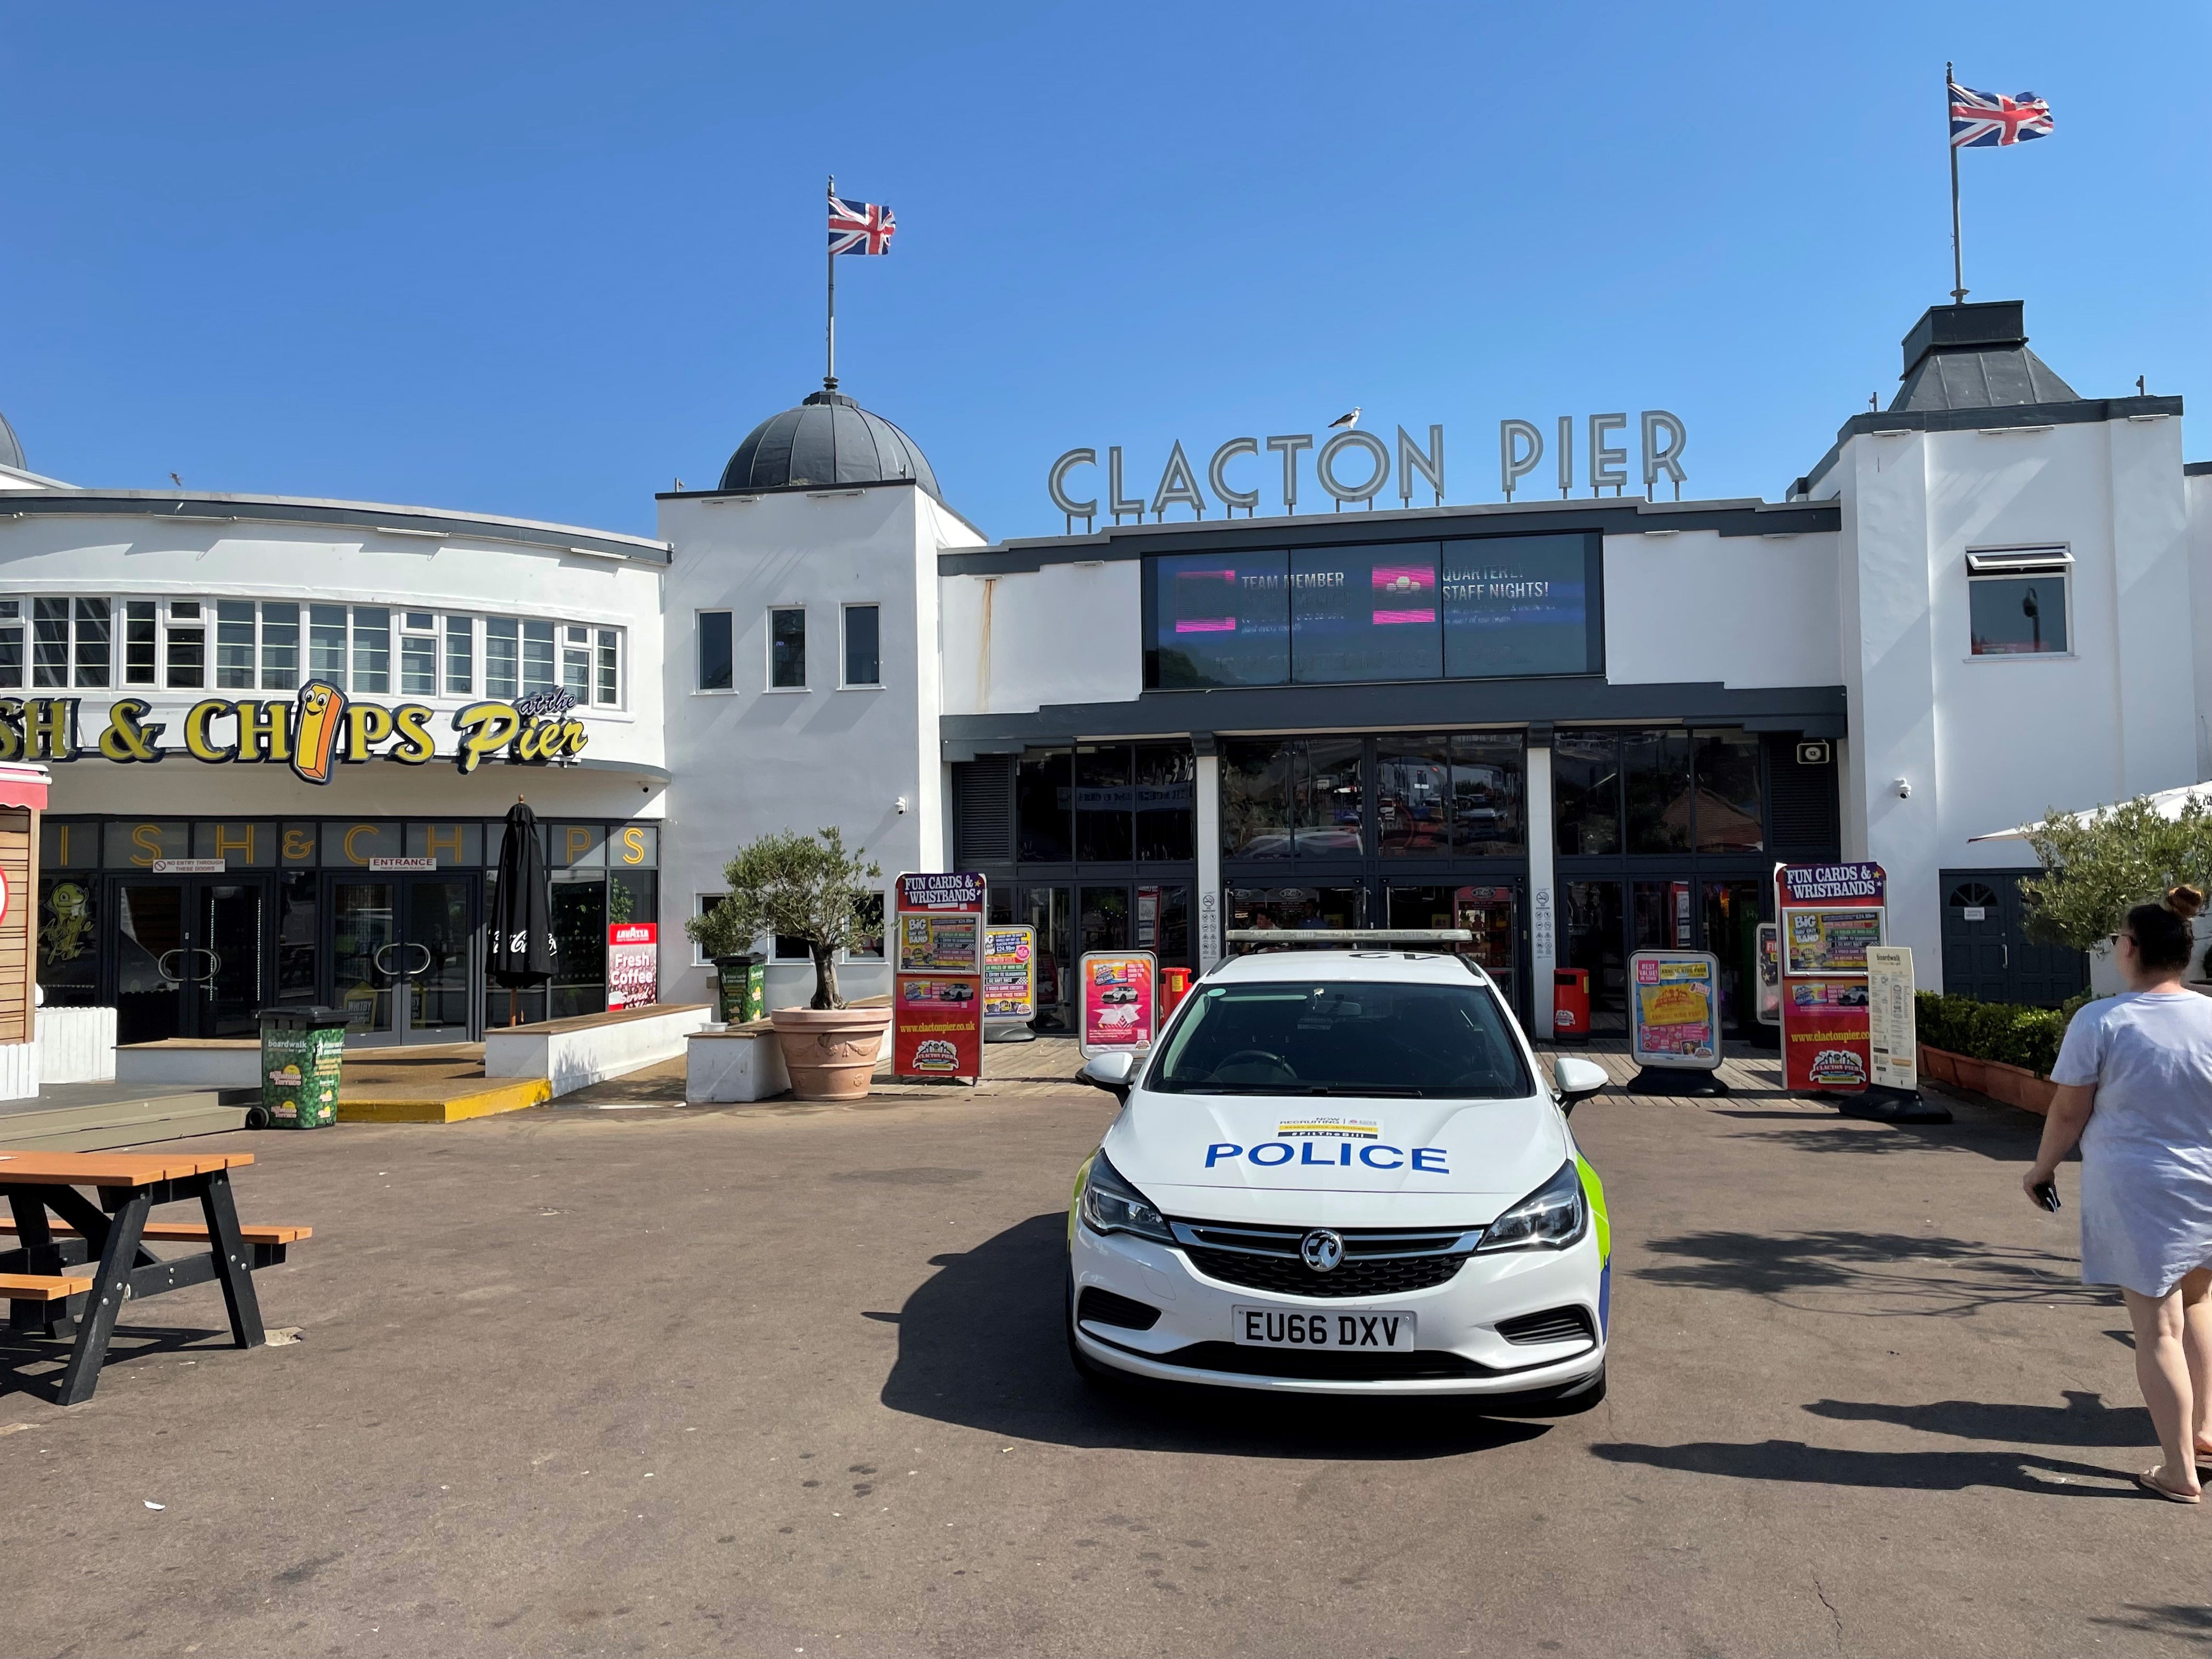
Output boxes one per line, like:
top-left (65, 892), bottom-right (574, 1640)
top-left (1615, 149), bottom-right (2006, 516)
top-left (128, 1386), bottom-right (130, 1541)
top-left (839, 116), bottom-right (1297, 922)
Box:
top-left (1221, 929), bottom-right (1474, 943)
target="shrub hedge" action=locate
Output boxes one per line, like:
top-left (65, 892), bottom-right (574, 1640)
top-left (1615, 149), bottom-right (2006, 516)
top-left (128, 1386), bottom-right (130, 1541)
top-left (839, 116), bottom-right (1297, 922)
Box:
top-left (1914, 992), bottom-right (2070, 1078)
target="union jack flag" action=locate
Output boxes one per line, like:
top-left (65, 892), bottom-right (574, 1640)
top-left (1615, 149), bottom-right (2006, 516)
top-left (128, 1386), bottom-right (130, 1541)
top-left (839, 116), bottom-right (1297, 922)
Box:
top-left (1950, 82), bottom-right (2053, 148)
top-left (828, 192), bottom-right (896, 255)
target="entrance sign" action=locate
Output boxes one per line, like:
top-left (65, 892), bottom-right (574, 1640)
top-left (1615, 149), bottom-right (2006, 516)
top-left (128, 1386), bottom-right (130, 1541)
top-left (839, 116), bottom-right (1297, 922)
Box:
top-left (606, 922), bottom-right (659, 1011)
top-left (369, 856), bottom-right (438, 872)
top-left (1866, 946), bottom-right (1918, 1092)
top-left (1777, 861), bottom-right (1885, 1094)
top-left (1046, 411), bottom-right (1689, 526)
top-left (983, 925), bottom-right (1036, 1025)
top-left (893, 872), bottom-right (985, 1078)
top-left (1079, 951), bottom-right (1157, 1058)
top-left (151, 858), bottom-right (225, 874)
top-left (0, 684), bottom-right (589, 776)
top-left (1627, 950), bottom-right (1722, 1072)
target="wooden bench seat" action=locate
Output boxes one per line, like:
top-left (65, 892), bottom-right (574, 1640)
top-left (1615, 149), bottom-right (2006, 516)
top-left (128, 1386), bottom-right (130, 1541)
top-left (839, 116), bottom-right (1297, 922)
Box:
top-left (0, 1220), bottom-right (311, 1246)
top-left (0, 1271), bottom-right (95, 1302)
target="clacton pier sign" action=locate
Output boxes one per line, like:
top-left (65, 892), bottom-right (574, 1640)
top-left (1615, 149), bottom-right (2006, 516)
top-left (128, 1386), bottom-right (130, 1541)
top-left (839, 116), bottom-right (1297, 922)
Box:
top-left (1047, 411), bottom-right (1689, 529)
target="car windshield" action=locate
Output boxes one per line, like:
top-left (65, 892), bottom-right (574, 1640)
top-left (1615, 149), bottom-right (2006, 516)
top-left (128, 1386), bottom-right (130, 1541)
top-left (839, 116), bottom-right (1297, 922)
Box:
top-left (1146, 978), bottom-right (1533, 1099)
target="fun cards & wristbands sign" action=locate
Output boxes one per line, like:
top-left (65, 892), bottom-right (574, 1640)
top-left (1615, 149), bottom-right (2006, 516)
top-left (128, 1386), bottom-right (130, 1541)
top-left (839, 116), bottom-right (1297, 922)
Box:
top-left (1776, 862), bottom-right (1886, 1094)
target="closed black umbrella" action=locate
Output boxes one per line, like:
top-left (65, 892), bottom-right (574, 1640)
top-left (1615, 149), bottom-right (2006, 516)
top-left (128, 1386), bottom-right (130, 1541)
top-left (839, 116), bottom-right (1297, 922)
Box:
top-left (489, 800), bottom-right (555, 1025)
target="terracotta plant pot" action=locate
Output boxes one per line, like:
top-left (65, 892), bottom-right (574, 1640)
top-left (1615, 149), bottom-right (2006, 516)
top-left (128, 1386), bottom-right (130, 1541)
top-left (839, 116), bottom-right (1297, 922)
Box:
top-left (1985, 1059), bottom-right (2056, 1117)
top-left (769, 1006), bottom-right (892, 1101)
top-left (1917, 1045), bottom-right (1957, 1087)
top-left (1951, 1056), bottom-right (1987, 1094)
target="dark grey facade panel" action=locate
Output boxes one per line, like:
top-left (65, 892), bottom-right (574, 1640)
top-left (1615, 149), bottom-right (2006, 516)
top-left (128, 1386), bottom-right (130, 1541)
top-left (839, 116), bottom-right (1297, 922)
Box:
top-left (942, 495), bottom-right (1840, 577)
top-left (941, 679), bottom-right (1847, 757)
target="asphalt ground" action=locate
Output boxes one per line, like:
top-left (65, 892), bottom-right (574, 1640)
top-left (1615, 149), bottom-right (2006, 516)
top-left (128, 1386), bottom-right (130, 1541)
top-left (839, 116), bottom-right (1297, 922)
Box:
top-left (3, 1077), bottom-right (2207, 1659)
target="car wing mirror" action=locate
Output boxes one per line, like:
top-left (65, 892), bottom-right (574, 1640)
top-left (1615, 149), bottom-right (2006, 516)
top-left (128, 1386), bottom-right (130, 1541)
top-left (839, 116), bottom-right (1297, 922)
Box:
top-left (1077, 1051), bottom-right (1138, 1098)
top-left (1552, 1057), bottom-right (1610, 1115)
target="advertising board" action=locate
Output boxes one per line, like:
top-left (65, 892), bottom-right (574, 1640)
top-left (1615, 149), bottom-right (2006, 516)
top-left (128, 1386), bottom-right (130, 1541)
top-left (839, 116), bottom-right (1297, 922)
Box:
top-left (1079, 951), bottom-right (1158, 1057)
top-left (1866, 946), bottom-right (1919, 1092)
top-left (983, 925), bottom-right (1036, 1024)
top-left (1755, 922), bottom-right (1782, 1026)
top-left (605, 922), bottom-right (659, 1011)
top-left (1776, 861), bottom-right (1884, 1095)
top-left (1781, 907), bottom-right (1885, 975)
top-left (1627, 950), bottom-right (1723, 1071)
top-left (894, 872), bottom-right (985, 1078)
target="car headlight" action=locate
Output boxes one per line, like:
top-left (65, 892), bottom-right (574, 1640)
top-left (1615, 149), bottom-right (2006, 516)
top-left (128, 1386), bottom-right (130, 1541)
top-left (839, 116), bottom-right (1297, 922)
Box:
top-left (1079, 1152), bottom-right (1175, 1244)
top-left (1474, 1159), bottom-right (1587, 1253)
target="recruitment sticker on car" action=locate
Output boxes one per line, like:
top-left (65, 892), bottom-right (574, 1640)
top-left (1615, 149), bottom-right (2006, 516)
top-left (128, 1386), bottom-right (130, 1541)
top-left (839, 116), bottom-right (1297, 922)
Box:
top-left (1232, 1307), bottom-right (1417, 1351)
top-left (1276, 1116), bottom-right (1380, 1142)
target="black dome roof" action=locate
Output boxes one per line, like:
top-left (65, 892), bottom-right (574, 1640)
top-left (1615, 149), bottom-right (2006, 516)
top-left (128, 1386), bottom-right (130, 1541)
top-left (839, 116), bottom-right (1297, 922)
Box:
top-left (719, 388), bottom-right (940, 500)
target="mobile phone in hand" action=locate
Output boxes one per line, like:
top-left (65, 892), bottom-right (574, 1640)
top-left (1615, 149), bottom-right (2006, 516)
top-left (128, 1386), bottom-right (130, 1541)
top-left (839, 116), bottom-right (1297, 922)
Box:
top-left (2033, 1179), bottom-right (2061, 1214)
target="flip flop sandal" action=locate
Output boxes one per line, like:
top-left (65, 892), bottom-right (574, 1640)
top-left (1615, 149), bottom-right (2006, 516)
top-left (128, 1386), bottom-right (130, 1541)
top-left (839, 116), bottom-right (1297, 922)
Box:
top-left (2137, 1468), bottom-right (2203, 1505)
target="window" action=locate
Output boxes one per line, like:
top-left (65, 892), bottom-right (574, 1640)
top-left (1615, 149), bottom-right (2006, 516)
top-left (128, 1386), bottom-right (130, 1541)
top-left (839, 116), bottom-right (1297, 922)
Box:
top-left (522, 620), bottom-right (555, 695)
top-left (1553, 732), bottom-right (1623, 856)
top-left (1623, 730), bottom-right (1691, 853)
top-left (445, 616), bottom-right (473, 696)
top-left (401, 612), bottom-right (439, 697)
top-left (353, 607), bottom-right (390, 694)
top-left (1016, 748), bottom-right (1073, 863)
top-left (693, 893), bottom-right (728, 966)
top-left (166, 601), bottom-right (204, 689)
top-left (562, 625), bottom-right (591, 702)
top-left (845, 892), bottom-right (885, 961)
top-left (32, 598), bottom-right (68, 689)
top-left (697, 611), bottom-right (733, 691)
top-left (595, 628), bottom-right (620, 705)
top-left (260, 601), bottom-right (299, 690)
top-left (215, 600), bottom-right (256, 689)
top-left (1221, 739), bottom-right (1294, 858)
top-left (1967, 547), bottom-right (2070, 656)
top-left (769, 607), bottom-right (806, 689)
top-left (1692, 730), bottom-right (1764, 852)
top-left (486, 618), bottom-right (518, 698)
top-left (72, 599), bottom-right (110, 688)
top-left (309, 605), bottom-right (348, 689)
top-left (33, 597), bottom-right (112, 689)
top-left (1294, 738), bottom-right (1365, 855)
top-left (124, 601), bottom-right (158, 686)
top-left (0, 601), bottom-right (21, 689)
top-left (1133, 743), bottom-right (1196, 861)
top-left (843, 603), bottom-right (881, 687)
top-left (1556, 727), bottom-right (1763, 855)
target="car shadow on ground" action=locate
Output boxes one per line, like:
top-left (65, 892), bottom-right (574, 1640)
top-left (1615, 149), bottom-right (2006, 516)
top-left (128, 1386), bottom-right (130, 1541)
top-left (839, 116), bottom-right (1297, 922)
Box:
top-left (1588, 1437), bottom-right (2139, 1498)
top-left (2089, 1605), bottom-right (2212, 1647)
top-left (1630, 1227), bottom-right (2103, 1317)
top-left (876, 1212), bottom-right (1551, 1459)
top-left (1803, 1390), bottom-right (2156, 1448)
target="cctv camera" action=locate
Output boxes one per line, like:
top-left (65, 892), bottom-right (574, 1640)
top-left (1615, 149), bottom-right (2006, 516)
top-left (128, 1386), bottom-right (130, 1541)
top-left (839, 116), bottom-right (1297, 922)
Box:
top-left (1895, 778), bottom-right (1911, 799)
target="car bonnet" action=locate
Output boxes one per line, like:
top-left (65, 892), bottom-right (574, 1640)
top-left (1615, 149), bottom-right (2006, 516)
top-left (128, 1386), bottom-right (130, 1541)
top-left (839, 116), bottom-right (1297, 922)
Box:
top-left (1103, 1089), bottom-right (1568, 1229)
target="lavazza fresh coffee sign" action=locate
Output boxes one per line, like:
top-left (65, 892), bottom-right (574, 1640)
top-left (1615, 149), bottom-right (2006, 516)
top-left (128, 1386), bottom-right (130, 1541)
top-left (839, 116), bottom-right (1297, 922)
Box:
top-left (1047, 411), bottom-right (1690, 524)
top-left (0, 682), bottom-right (588, 781)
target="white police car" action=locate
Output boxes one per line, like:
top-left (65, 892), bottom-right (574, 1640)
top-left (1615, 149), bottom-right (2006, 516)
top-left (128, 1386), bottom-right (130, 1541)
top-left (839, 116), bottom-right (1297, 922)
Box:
top-left (1066, 947), bottom-right (1612, 1404)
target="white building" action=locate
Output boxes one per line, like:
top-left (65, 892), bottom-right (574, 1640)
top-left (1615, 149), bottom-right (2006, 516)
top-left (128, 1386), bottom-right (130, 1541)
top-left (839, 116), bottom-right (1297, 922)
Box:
top-left (2, 299), bottom-right (2204, 1046)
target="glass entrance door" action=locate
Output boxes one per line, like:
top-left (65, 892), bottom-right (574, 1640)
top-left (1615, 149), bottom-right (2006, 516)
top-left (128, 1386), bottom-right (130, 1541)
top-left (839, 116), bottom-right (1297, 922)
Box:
top-left (111, 878), bottom-right (272, 1046)
top-left (330, 874), bottom-right (480, 1046)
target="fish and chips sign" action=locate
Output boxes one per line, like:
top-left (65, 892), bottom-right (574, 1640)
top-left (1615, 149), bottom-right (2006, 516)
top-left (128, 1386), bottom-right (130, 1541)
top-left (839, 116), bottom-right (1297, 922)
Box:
top-left (0, 684), bottom-right (588, 780)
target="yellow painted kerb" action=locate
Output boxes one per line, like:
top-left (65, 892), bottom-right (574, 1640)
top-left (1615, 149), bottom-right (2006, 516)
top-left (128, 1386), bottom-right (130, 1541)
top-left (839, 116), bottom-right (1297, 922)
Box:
top-left (338, 1078), bottom-right (552, 1125)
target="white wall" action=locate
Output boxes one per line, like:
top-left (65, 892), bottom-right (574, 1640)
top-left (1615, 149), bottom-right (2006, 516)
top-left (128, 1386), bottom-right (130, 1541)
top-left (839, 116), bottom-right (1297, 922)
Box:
top-left (1824, 418), bottom-right (2197, 987)
top-left (657, 483), bottom-right (981, 1009)
top-left (938, 560), bottom-right (1144, 715)
top-left (1601, 529), bottom-right (1840, 688)
top-left (2187, 469), bottom-right (2212, 778)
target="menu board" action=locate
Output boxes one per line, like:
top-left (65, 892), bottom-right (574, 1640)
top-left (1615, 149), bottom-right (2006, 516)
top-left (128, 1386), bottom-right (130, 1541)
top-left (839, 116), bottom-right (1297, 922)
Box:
top-left (893, 872), bottom-right (986, 1078)
top-left (983, 926), bottom-right (1036, 1023)
top-left (1866, 946), bottom-right (1918, 1092)
top-left (1627, 950), bottom-right (1722, 1070)
top-left (1079, 951), bottom-right (1158, 1057)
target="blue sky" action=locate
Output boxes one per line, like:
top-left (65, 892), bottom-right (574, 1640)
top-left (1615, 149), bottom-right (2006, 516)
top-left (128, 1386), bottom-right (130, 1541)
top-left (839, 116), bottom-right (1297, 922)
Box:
top-left (4, 2), bottom-right (2205, 542)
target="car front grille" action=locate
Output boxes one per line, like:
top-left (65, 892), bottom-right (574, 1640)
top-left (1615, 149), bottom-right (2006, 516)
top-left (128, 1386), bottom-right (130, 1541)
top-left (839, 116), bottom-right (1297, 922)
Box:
top-left (1169, 1218), bottom-right (1481, 1300)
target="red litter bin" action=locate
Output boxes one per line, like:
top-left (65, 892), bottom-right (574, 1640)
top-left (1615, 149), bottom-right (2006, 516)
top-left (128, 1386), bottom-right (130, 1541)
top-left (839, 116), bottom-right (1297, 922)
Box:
top-left (1552, 968), bottom-right (1591, 1044)
top-left (1161, 967), bottom-right (1192, 1013)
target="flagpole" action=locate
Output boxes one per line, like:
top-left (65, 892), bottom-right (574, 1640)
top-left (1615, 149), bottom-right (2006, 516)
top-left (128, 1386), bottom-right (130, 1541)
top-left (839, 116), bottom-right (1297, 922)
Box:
top-left (825, 173), bottom-right (838, 392)
top-left (1946, 62), bottom-right (1967, 303)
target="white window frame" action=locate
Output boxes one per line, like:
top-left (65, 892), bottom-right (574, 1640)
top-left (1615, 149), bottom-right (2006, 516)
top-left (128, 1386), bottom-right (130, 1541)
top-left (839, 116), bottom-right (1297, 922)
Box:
top-left (695, 609), bottom-right (736, 695)
top-left (765, 605), bottom-right (808, 693)
top-left (164, 598), bottom-right (209, 691)
top-left (839, 601), bottom-right (883, 690)
top-left (0, 598), bottom-right (23, 692)
top-left (692, 893), bottom-right (728, 966)
top-left (840, 888), bottom-right (886, 962)
top-left (1964, 545), bottom-right (2074, 661)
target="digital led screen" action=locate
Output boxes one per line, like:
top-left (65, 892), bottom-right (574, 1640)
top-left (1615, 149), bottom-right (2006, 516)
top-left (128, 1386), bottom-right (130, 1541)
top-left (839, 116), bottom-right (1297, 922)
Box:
top-left (1147, 552), bottom-right (1291, 688)
top-left (1441, 534), bottom-right (1598, 678)
top-left (1143, 532), bottom-right (1600, 689)
top-left (1288, 544), bottom-right (1443, 684)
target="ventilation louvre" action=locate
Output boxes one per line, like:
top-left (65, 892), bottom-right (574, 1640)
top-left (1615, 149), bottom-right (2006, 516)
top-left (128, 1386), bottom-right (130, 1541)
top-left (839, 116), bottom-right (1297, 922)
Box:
top-left (951, 755), bottom-right (1014, 867)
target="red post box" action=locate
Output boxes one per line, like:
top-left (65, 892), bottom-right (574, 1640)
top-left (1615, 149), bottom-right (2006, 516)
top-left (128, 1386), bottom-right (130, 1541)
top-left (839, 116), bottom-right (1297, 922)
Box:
top-left (1552, 968), bottom-right (1591, 1044)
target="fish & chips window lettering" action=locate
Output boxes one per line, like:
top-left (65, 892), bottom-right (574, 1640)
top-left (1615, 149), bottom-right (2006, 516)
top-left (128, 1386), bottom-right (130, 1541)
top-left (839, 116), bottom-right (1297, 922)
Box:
top-left (37, 816), bottom-right (659, 1046)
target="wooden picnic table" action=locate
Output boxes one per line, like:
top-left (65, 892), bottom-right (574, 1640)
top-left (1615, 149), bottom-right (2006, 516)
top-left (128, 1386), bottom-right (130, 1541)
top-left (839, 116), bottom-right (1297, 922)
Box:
top-left (0, 1148), bottom-right (279, 1405)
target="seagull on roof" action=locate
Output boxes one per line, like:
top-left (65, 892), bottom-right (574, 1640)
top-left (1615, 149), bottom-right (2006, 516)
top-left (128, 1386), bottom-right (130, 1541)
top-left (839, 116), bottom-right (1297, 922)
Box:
top-left (1328, 407), bottom-right (1362, 430)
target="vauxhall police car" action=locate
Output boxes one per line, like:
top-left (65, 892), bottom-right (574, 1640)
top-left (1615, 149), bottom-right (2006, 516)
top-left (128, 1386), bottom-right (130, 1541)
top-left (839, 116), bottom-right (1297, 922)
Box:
top-left (1067, 943), bottom-right (1612, 1404)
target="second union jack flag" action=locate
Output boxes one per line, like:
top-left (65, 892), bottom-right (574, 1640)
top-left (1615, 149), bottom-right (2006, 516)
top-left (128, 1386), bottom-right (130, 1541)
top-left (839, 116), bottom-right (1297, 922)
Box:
top-left (1949, 83), bottom-right (2054, 148)
top-left (829, 193), bottom-right (896, 255)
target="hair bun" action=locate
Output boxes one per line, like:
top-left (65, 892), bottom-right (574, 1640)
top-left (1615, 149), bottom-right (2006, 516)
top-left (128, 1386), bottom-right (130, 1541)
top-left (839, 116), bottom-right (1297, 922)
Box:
top-left (2167, 884), bottom-right (2206, 921)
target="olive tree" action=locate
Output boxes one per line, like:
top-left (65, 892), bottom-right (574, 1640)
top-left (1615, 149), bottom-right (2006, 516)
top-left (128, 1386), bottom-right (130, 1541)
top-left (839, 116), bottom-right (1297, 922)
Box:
top-left (2020, 793), bottom-right (2212, 951)
top-left (684, 828), bottom-right (882, 1010)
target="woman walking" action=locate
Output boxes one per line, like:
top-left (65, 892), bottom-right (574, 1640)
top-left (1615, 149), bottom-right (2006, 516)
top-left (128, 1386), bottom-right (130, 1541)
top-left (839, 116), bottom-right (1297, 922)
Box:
top-left (2027, 884), bottom-right (2212, 1504)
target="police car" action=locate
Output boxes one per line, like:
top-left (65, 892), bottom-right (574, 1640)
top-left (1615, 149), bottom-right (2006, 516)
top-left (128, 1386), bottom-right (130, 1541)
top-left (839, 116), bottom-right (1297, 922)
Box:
top-left (1066, 942), bottom-right (1612, 1404)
